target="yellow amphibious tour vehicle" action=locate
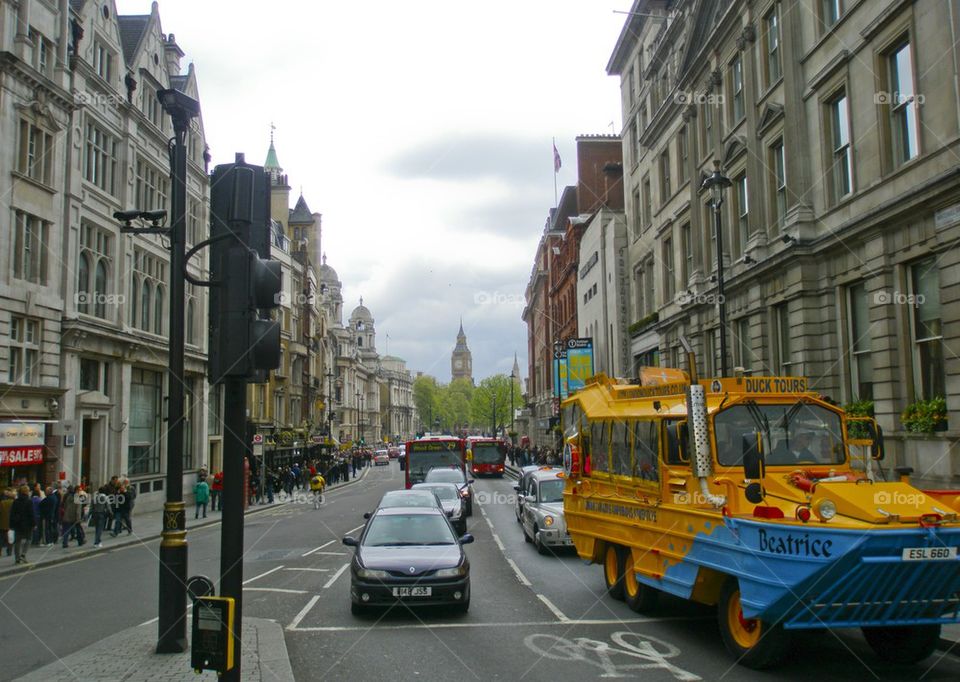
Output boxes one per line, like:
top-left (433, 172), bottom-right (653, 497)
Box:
top-left (561, 356), bottom-right (960, 669)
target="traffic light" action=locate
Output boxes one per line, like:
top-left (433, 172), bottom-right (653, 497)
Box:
top-left (208, 157), bottom-right (282, 383)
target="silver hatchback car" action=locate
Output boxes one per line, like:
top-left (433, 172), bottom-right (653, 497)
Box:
top-left (519, 469), bottom-right (573, 555)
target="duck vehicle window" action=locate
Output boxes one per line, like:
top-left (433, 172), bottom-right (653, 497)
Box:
top-left (714, 401), bottom-right (845, 467)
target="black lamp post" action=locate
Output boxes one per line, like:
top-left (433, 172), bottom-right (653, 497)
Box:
top-left (509, 371), bottom-right (516, 433)
top-left (116, 88), bottom-right (198, 655)
top-left (700, 160), bottom-right (732, 377)
top-left (325, 369), bottom-right (334, 436)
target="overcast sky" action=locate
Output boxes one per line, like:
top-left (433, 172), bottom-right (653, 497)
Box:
top-left (117, 0), bottom-right (631, 381)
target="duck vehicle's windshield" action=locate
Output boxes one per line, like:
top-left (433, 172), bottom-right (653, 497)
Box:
top-left (713, 401), bottom-right (845, 467)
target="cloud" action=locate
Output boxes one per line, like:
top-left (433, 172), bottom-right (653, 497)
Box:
top-left (385, 133), bottom-right (556, 190)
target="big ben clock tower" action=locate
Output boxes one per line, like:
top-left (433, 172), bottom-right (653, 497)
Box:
top-left (451, 319), bottom-right (473, 384)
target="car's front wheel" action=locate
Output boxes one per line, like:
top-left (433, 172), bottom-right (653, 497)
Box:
top-left (534, 526), bottom-right (549, 555)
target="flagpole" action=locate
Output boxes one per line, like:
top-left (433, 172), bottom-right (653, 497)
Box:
top-left (552, 137), bottom-right (558, 207)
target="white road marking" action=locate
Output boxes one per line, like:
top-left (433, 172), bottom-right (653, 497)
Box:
top-left (287, 595), bottom-right (321, 630)
top-left (346, 524), bottom-right (365, 534)
top-left (310, 551), bottom-right (346, 556)
top-left (244, 587), bottom-right (308, 594)
top-left (491, 533), bottom-right (505, 551)
top-left (283, 567), bottom-right (329, 572)
top-left (301, 539), bottom-right (336, 557)
top-left (506, 557), bottom-right (532, 586)
top-left (288, 616), bottom-right (707, 633)
top-left (323, 562), bottom-right (350, 588)
top-left (537, 593), bottom-right (570, 622)
top-left (243, 565), bottom-right (284, 585)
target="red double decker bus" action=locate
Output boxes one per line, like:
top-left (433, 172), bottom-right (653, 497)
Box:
top-left (403, 436), bottom-right (466, 488)
top-left (466, 437), bottom-right (506, 477)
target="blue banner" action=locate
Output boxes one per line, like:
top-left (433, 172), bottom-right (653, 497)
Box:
top-left (565, 337), bottom-right (594, 393)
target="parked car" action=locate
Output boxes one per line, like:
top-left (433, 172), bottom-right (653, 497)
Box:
top-left (519, 469), bottom-right (573, 555)
top-left (424, 467), bottom-right (475, 516)
top-left (343, 507), bottom-right (473, 615)
top-left (412, 482), bottom-right (466, 535)
top-left (374, 450), bottom-right (390, 466)
top-left (513, 465), bottom-right (560, 522)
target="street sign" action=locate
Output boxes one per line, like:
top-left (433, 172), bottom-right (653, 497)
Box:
top-left (252, 434), bottom-right (264, 445)
top-left (566, 337), bottom-right (594, 393)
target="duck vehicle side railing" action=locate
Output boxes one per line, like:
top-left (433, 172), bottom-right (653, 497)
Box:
top-left (561, 370), bottom-right (960, 669)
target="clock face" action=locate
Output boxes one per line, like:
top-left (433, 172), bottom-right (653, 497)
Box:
top-left (454, 360), bottom-right (463, 369)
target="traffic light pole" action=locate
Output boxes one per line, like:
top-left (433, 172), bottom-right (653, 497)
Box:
top-left (156, 96), bottom-right (193, 655)
top-left (220, 376), bottom-right (247, 682)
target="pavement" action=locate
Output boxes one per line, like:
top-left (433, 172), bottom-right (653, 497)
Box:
top-left (14, 617), bottom-right (293, 681)
top-left (0, 467), bottom-right (369, 578)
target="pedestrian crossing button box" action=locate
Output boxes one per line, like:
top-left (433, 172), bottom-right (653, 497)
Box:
top-left (191, 596), bottom-right (235, 674)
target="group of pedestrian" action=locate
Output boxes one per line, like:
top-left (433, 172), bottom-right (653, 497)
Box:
top-left (0, 476), bottom-right (136, 565)
top-left (506, 445), bottom-right (558, 467)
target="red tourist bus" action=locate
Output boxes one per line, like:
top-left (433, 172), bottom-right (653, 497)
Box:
top-left (466, 437), bottom-right (506, 477)
top-left (403, 436), bottom-right (466, 488)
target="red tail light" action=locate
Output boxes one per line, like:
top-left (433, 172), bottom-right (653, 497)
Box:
top-left (753, 505), bottom-right (785, 519)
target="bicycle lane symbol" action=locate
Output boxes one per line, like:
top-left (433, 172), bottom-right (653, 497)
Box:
top-left (524, 631), bottom-right (701, 680)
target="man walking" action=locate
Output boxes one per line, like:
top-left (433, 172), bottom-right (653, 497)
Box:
top-left (90, 485), bottom-right (111, 548)
top-left (0, 488), bottom-right (14, 557)
top-left (10, 486), bottom-right (36, 564)
top-left (210, 471), bottom-right (223, 511)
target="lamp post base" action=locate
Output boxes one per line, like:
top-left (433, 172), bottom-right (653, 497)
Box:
top-left (157, 501), bottom-right (188, 653)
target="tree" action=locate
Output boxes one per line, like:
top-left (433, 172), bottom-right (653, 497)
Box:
top-left (471, 374), bottom-right (522, 435)
top-left (412, 375), bottom-right (440, 431)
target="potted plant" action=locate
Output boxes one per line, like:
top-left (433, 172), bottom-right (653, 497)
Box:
top-left (843, 399), bottom-right (874, 439)
top-left (901, 396), bottom-right (947, 434)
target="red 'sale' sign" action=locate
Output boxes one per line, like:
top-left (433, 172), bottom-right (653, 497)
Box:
top-left (0, 446), bottom-right (44, 467)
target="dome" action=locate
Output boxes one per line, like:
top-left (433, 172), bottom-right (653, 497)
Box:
top-left (318, 253), bottom-right (339, 284)
top-left (350, 304), bottom-right (374, 323)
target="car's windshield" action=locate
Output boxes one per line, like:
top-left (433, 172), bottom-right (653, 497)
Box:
top-left (363, 513), bottom-right (455, 546)
top-left (714, 402), bottom-right (844, 467)
top-left (537, 479), bottom-right (564, 503)
top-left (380, 492), bottom-right (437, 508)
top-left (414, 484), bottom-right (458, 501)
top-left (472, 444), bottom-right (502, 463)
top-left (425, 468), bottom-right (465, 484)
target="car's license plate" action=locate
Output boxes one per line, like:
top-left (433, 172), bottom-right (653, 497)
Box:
top-left (901, 546), bottom-right (957, 561)
top-left (392, 586), bottom-right (431, 597)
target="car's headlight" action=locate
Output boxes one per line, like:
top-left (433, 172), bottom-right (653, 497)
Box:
top-left (355, 568), bottom-right (391, 579)
top-left (434, 565), bottom-right (467, 578)
top-left (543, 515), bottom-right (554, 527)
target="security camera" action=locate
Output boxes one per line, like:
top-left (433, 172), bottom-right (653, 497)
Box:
top-left (140, 210), bottom-right (167, 224)
top-left (114, 210), bottom-right (141, 223)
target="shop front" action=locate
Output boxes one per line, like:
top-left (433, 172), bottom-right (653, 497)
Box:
top-left (0, 422), bottom-right (47, 488)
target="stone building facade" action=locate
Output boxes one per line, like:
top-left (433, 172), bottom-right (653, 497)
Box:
top-left (0, 0), bottom-right (215, 509)
top-left (609, 0), bottom-right (960, 482)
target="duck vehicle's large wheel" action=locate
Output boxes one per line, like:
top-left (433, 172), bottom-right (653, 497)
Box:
top-left (621, 548), bottom-right (658, 613)
top-left (861, 624), bottom-right (940, 664)
top-left (717, 579), bottom-right (790, 669)
top-left (602, 544), bottom-right (625, 600)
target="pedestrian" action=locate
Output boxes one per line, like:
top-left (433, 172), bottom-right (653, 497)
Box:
top-left (30, 486), bottom-right (43, 546)
top-left (39, 487), bottom-right (58, 546)
top-left (211, 471), bottom-right (223, 511)
top-left (112, 481), bottom-right (133, 536)
top-left (10, 485), bottom-right (36, 564)
top-left (309, 472), bottom-right (326, 509)
top-left (265, 469), bottom-right (275, 504)
top-left (0, 488), bottom-right (15, 557)
top-left (194, 477), bottom-right (210, 519)
top-left (90, 485), bottom-right (111, 548)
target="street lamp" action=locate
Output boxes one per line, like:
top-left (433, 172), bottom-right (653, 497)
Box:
top-left (112, 87), bottom-right (199, 655)
top-left (700, 160), bottom-right (732, 377)
top-left (509, 371), bottom-right (516, 434)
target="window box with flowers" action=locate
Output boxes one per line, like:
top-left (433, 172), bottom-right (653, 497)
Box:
top-left (901, 397), bottom-right (947, 434)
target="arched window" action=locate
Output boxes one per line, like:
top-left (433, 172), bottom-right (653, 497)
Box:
top-left (77, 253), bottom-right (90, 313)
top-left (186, 299), bottom-right (195, 345)
top-left (141, 281), bottom-right (152, 330)
top-left (154, 286), bottom-right (164, 334)
top-left (94, 259), bottom-right (107, 318)
top-left (130, 277), bottom-right (139, 326)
